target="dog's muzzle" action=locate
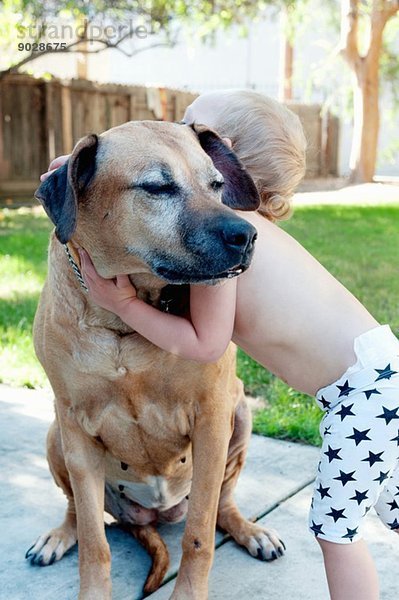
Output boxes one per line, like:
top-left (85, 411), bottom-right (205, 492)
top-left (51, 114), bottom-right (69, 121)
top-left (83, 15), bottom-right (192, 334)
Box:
top-left (151, 215), bottom-right (258, 284)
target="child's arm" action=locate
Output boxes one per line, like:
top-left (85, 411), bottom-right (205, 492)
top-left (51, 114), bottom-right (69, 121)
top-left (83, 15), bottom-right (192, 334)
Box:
top-left (79, 250), bottom-right (236, 363)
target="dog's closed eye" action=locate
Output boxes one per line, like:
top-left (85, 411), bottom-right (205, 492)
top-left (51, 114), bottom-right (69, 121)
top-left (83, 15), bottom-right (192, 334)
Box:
top-left (128, 166), bottom-right (180, 197)
top-left (210, 179), bottom-right (224, 192)
top-left (139, 182), bottom-right (180, 196)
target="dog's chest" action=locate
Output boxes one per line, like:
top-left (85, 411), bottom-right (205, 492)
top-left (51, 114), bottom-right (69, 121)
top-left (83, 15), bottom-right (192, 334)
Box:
top-left (77, 382), bottom-right (195, 510)
top-left (104, 454), bottom-right (191, 510)
top-left (73, 326), bottom-right (159, 379)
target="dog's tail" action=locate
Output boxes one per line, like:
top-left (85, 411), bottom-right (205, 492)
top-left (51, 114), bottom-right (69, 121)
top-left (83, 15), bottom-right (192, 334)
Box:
top-left (123, 524), bottom-right (170, 595)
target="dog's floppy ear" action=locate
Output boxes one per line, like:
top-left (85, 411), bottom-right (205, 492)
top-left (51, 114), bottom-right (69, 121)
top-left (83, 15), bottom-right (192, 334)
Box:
top-left (192, 124), bottom-right (260, 211)
top-left (35, 134), bottom-right (99, 244)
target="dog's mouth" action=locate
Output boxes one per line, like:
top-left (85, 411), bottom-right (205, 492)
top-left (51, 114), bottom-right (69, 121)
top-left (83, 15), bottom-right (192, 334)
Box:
top-left (154, 263), bottom-right (247, 284)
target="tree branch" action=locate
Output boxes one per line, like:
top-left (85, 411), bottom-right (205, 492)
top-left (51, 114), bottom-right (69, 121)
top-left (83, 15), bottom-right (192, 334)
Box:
top-left (340, 0), bottom-right (361, 68)
top-left (382, 0), bottom-right (399, 18)
top-left (367, 0), bottom-right (398, 65)
top-left (0, 33), bottom-right (177, 80)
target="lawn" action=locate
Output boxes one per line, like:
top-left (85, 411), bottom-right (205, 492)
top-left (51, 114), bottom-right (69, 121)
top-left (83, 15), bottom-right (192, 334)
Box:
top-left (1, 204), bottom-right (399, 445)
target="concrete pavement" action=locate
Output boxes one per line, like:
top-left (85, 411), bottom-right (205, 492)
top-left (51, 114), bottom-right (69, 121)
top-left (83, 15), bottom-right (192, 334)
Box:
top-left (1, 384), bottom-right (397, 599)
top-left (294, 181), bottom-right (399, 207)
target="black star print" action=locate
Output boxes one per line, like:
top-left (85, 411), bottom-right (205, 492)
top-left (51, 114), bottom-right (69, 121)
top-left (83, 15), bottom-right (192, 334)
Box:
top-left (375, 364), bottom-right (398, 382)
top-left (320, 396), bottom-right (331, 409)
top-left (334, 469), bottom-right (357, 486)
top-left (336, 403), bottom-right (355, 421)
top-left (390, 430), bottom-right (399, 445)
top-left (317, 484), bottom-right (332, 499)
top-left (342, 527), bottom-right (358, 541)
top-left (349, 489), bottom-right (369, 505)
top-left (376, 406), bottom-right (399, 425)
top-left (324, 445), bottom-right (343, 463)
top-left (387, 518), bottom-right (399, 530)
top-left (324, 425), bottom-right (332, 436)
top-left (363, 505), bottom-right (372, 516)
top-left (364, 388), bottom-right (382, 399)
top-left (387, 499), bottom-right (399, 511)
top-left (346, 427), bottom-right (371, 446)
top-left (310, 521), bottom-right (324, 536)
top-left (394, 486), bottom-right (399, 497)
top-left (373, 470), bottom-right (390, 484)
top-left (337, 380), bottom-right (355, 397)
top-left (361, 450), bottom-right (384, 467)
top-left (326, 507), bottom-right (347, 522)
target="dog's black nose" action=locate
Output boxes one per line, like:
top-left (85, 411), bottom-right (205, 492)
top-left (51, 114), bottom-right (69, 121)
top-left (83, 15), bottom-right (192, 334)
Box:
top-left (221, 221), bottom-right (257, 252)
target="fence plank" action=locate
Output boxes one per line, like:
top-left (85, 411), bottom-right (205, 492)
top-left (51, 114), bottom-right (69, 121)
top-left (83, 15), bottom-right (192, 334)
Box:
top-left (0, 73), bottom-right (335, 204)
top-left (44, 81), bottom-right (56, 166)
top-left (61, 85), bottom-right (73, 154)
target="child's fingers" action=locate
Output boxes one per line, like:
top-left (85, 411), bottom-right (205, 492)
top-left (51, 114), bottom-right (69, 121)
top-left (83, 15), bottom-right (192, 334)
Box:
top-left (40, 168), bottom-right (58, 182)
top-left (79, 265), bottom-right (93, 289)
top-left (48, 154), bottom-right (70, 171)
top-left (79, 250), bottom-right (99, 283)
top-left (79, 250), bottom-right (116, 296)
top-left (40, 155), bottom-right (70, 182)
top-left (79, 249), bottom-right (92, 272)
top-left (115, 274), bottom-right (134, 290)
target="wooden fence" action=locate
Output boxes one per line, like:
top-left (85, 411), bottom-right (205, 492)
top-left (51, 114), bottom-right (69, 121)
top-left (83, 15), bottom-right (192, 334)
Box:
top-left (0, 74), bottom-right (338, 204)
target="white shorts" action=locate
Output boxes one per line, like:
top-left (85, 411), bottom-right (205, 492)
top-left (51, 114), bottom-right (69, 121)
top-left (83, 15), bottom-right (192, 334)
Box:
top-left (309, 325), bottom-right (399, 544)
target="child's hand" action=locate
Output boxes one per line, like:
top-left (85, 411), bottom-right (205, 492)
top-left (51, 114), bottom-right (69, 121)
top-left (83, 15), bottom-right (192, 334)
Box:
top-left (40, 154), bottom-right (70, 182)
top-left (79, 249), bottom-right (137, 316)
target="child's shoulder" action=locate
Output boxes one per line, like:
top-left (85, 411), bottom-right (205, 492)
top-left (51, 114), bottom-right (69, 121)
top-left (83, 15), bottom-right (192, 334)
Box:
top-left (235, 210), bottom-right (280, 235)
top-left (236, 210), bottom-right (305, 258)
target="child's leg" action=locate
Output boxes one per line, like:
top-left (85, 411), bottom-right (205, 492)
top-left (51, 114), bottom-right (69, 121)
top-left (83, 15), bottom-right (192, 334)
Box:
top-left (310, 345), bottom-right (399, 598)
top-left (317, 538), bottom-right (378, 600)
top-left (374, 458), bottom-right (399, 533)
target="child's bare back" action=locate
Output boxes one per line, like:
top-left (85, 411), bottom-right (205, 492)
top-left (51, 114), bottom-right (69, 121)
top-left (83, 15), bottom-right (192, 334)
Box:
top-left (233, 210), bottom-right (378, 395)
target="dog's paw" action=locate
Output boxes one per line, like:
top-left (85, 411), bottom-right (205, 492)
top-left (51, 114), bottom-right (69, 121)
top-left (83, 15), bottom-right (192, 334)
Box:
top-left (25, 527), bottom-right (77, 566)
top-left (244, 526), bottom-right (286, 561)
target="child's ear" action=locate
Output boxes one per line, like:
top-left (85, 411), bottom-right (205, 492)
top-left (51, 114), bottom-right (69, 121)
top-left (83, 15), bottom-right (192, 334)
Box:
top-left (191, 124), bottom-right (260, 211)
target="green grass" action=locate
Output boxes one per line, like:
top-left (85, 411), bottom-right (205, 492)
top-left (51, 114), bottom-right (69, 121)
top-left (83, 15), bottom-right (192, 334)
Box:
top-left (237, 348), bottom-right (323, 446)
top-left (0, 208), bottom-right (51, 388)
top-left (1, 204), bottom-right (399, 446)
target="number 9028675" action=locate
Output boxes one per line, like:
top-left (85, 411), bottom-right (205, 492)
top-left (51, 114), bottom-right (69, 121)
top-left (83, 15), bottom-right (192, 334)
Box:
top-left (18, 43), bottom-right (67, 51)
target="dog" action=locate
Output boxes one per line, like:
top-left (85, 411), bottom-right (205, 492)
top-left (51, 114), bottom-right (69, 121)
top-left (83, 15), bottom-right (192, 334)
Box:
top-left (26, 121), bottom-right (285, 599)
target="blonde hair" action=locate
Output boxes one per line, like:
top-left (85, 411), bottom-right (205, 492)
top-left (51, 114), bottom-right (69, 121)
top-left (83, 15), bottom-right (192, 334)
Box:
top-left (210, 90), bottom-right (307, 221)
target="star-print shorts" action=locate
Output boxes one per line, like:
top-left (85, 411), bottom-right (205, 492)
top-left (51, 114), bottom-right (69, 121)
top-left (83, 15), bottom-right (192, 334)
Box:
top-left (309, 324), bottom-right (399, 544)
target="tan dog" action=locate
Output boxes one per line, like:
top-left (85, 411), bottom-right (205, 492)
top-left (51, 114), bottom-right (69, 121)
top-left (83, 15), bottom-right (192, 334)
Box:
top-left (26, 121), bottom-right (284, 599)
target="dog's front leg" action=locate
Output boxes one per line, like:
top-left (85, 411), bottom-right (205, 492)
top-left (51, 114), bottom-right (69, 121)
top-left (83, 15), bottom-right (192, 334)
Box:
top-left (58, 404), bottom-right (111, 600)
top-left (170, 403), bottom-right (233, 600)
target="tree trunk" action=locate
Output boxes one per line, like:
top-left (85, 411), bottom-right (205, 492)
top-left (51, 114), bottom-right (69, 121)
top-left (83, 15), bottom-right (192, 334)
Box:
top-left (278, 7), bottom-right (294, 102)
top-left (279, 37), bottom-right (294, 102)
top-left (350, 59), bottom-right (380, 183)
top-left (341, 0), bottom-right (398, 183)
top-left (76, 16), bottom-right (89, 80)
top-left (76, 41), bottom-right (89, 80)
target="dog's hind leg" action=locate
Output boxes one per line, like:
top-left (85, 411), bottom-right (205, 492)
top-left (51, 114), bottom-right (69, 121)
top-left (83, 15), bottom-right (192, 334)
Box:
top-left (26, 420), bottom-right (78, 566)
top-left (119, 524), bottom-right (170, 595)
top-left (217, 382), bottom-right (286, 561)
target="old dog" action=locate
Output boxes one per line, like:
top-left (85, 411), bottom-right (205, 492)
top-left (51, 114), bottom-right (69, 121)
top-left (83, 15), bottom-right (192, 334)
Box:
top-left (26, 121), bottom-right (285, 599)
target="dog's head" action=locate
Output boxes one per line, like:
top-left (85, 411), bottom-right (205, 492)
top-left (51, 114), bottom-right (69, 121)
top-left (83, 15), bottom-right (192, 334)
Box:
top-left (35, 121), bottom-right (259, 284)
